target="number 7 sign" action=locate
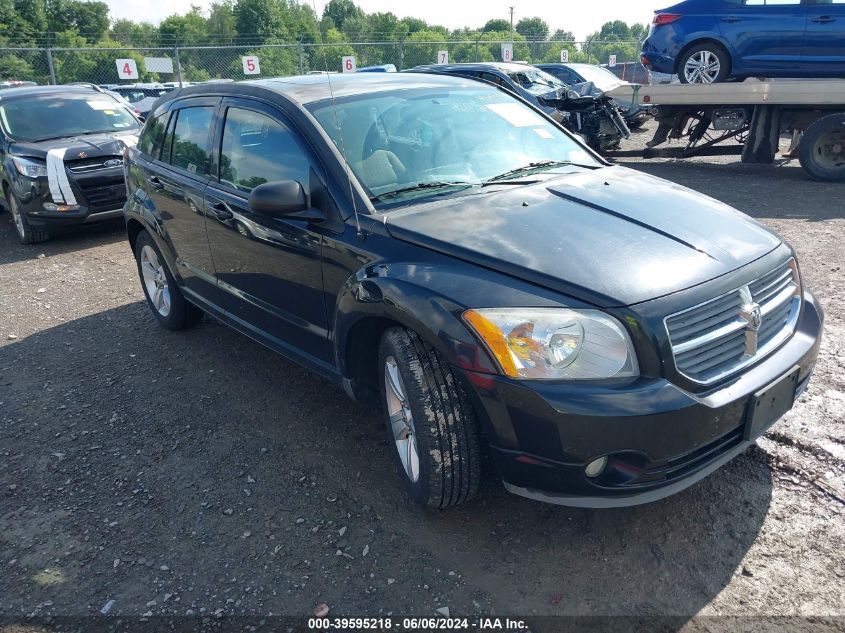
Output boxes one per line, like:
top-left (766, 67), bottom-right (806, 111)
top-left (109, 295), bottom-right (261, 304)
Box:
top-left (115, 58), bottom-right (138, 80)
top-left (437, 50), bottom-right (448, 64)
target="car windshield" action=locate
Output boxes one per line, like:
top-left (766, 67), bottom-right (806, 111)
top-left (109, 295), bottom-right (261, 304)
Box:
top-left (568, 65), bottom-right (625, 91)
top-left (0, 93), bottom-right (139, 141)
top-left (307, 86), bottom-right (598, 205)
top-left (505, 67), bottom-right (566, 95)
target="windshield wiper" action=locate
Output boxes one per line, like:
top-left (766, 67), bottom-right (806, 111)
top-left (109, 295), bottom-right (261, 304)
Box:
top-left (483, 160), bottom-right (599, 184)
top-left (370, 181), bottom-right (474, 203)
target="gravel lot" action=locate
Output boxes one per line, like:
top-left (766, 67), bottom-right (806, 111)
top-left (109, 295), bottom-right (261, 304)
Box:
top-left (1, 122), bottom-right (843, 629)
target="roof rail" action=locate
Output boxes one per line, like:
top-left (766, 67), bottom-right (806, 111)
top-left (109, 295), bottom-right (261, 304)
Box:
top-left (66, 81), bottom-right (107, 94)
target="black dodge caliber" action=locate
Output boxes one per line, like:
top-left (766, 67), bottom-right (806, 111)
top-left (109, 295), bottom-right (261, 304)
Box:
top-left (124, 73), bottom-right (823, 509)
top-left (1, 84), bottom-right (140, 243)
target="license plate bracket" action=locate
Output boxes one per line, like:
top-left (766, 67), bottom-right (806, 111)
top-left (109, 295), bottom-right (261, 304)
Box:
top-left (744, 366), bottom-right (800, 441)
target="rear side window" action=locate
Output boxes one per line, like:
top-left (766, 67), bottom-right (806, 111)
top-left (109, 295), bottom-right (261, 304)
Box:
top-left (137, 111), bottom-right (168, 157)
top-left (167, 106), bottom-right (214, 176)
top-left (218, 107), bottom-right (309, 193)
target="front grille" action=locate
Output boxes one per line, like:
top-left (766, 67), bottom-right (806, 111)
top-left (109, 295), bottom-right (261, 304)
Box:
top-left (66, 156), bottom-right (124, 173)
top-left (639, 425), bottom-right (745, 484)
top-left (665, 259), bottom-right (800, 384)
top-left (77, 178), bottom-right (127, 213)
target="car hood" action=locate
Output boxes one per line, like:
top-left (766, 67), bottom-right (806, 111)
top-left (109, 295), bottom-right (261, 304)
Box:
top-left (384, 166), bottom-right (781, 307)
top-left (8, 132), bottom-right (139, 161)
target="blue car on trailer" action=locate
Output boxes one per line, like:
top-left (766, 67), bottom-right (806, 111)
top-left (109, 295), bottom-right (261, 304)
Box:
top-left (641, 0), bottom-right (845, 84)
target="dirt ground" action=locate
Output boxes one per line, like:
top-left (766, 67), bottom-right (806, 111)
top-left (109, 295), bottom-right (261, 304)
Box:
top-left (0, 121), bottom-right (843, 631)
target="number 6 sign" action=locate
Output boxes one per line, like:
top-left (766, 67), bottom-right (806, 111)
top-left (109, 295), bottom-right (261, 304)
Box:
top-left (242, 56), bottom-right (261, 75)
top-left (342, 56), bottom-right (356, 73)
top-left (115, 58), bottom-right (138, 80)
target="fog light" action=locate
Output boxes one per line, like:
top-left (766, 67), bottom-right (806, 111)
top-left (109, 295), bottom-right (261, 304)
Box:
top-left (585, 456), bottom-right (608, 478)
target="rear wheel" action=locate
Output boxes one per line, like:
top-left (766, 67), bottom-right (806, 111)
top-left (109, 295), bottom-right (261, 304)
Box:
top-left (799, 113), bottom-right (845, 183)
top-left (378, 327), bottom-right (482, 509)
top-left (5, 190), bottom-right (49, 244)
top-left (134, 229), bottom-right (203, 330)
top-left (678, 43), bottom-right (730, 84)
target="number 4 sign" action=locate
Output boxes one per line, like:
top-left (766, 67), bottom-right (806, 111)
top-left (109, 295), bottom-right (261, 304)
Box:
top-left (242, 56), bottom-right (261, 75)
top-left (437, 50), bottom-right (448, 64)
top-left (342, 56), bottom-right (356, 73)
top-left (115, 58), bottom-right (138, 80)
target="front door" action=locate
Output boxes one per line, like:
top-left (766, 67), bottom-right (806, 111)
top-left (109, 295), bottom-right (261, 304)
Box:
top-left (203, 98), bottom-right (333, 364)
top-left (801, 0), bottom-right (845, 74)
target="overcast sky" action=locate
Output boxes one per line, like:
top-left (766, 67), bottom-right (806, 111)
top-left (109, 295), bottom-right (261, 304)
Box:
top-left (105, 0), bottom-right (667, 41)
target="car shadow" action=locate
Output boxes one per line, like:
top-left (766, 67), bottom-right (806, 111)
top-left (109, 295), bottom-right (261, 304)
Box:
top-left (0, 302), bottom-right (773, 624)
top-left (0, 211), bottom-right (126, 265)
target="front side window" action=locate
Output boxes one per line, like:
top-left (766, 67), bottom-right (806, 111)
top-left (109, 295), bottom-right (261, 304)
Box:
top-left (506, 68), bottom-right (566, 95)
top-left (167, 106), bottom-right (214, 176)
top-left (0, 93), bottom-right (140, 142)
top-left (308, 86), bottom-right (598, 205)
top-left (218, 107), bottom-right (309, 193)
top-left (137, 110), bottom-right (168, 157)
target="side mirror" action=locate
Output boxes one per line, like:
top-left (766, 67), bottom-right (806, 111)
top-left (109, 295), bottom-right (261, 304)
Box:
top-left (248, 180), bottom-right (320, 220)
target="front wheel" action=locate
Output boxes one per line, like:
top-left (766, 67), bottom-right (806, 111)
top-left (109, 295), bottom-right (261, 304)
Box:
top-left (678, 43), bottom-right (730, 84)
top-left (799, 113), bottom-right (845, 183)
top-left (378, 327), bottom-right (482, 509)
top-left (5, 190), bottom-right (49, 244)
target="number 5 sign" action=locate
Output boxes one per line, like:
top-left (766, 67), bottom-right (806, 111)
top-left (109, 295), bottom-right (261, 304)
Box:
top-left (115, 58), bottom-right (138, 80)
top-left (342, 56), bottom-right (356, 72)
top-left (437, 50), bottom-right (448, 64)
top-left (501, 42), bottom-right (513, 62)
top-left (242, 56), bottom-right (261, 75)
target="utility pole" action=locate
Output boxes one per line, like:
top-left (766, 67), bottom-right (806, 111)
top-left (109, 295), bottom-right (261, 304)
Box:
top-left (509, 6), bottom-right (514, 36)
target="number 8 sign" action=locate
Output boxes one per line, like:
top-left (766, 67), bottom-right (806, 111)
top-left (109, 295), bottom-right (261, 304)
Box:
top-left (342, 56), bottom-right (356, 73)
top-left (501, 43), bottom-right (513, 63)
top-left (115, 58), bottom-right (138, 80)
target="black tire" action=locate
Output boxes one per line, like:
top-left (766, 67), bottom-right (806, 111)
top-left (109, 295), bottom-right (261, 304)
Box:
top-left (5, 190), bottom-right (49, 244)
top-left (677, 42), bottom-right (730, 84)
top-left (134, 229), bottom-right (203, 330)
top-left (378, 327), bottom-right (482, 509)
top-left (798, 113), bottom-right (845, 183)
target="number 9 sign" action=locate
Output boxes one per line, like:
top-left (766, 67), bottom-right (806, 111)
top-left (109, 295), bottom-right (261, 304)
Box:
top-left (342, 56), bottom-right (356, 73)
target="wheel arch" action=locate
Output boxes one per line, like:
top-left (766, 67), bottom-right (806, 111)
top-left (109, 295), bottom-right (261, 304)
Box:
top-left (674, 38), bottom-right (732, 76)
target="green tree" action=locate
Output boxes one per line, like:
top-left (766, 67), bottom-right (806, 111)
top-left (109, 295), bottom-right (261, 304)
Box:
top-left (515, 16), bottom-right (548, 40)
top-left (234, 0), bottom-right (285, 43)
top-left (159, 6), bottom-right (209, 46)
top-left (321, 0), bottom-right (363, 32)
top-left (482, 19), bottom-right (509, 33)
top-left (111, 18), bottom-right (158, 46)
top-left (206, 0), bottom-right (236, 44)
top-left (46, 0), bottom-right (109, 43)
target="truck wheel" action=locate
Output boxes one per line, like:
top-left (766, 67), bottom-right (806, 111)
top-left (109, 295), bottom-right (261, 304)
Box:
top-left (678, 43), bottom-right (730, 84)
top-left (134, 229), bottom-right (203, 330)
top-left (799, 113), bottom-right (845, 183)
top-left (5, 190), bottom-right (49, 244)
top-left (378, 327), bottom-right (482, 509)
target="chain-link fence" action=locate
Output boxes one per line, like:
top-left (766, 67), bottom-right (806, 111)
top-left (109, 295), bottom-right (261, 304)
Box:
top-left (0, 39), bottom-right (644, 86)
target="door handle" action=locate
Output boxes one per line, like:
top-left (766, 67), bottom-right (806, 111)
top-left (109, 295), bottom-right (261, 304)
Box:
top-left (147, 175), bottom-right (164, 190)
top-left (210, 201), bottom-right (234, 221)
top-left (810, 16), bottom-right (835, 23)
top-left (720, 16), bottom-right (741, 23)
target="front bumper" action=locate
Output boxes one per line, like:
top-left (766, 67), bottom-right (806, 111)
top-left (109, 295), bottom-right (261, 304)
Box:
top-left (463, 290), bottom-right (823, 507)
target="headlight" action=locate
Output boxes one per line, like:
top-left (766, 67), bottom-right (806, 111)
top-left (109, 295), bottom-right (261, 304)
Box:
top-left (12, 156), bottom-right (47, 178)
top-left (463, 308), bottom-right (639, 380)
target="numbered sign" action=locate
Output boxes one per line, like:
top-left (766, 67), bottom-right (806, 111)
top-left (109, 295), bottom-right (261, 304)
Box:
top-left (609, 54), bottom-right (617, 67)
top-left (560, 49), bottom-right (569, 63)
top-left (342, 56), bottom-right (356, 73)
top-left (501, 42), bottom-right (513, 63)
top-left (242, 56), bottom-right (261, 75)
top-left (115, 58), bottom-right (138, 80)
top-left (437, 50), bottom-right (449, 65)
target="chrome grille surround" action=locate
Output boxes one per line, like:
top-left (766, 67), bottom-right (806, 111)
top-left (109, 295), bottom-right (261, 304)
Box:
top-left (665, 259), bottom-right (801, 385)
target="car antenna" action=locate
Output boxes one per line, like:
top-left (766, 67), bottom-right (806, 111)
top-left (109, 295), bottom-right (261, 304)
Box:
top-left (309, 0), bottom-right (362, 238)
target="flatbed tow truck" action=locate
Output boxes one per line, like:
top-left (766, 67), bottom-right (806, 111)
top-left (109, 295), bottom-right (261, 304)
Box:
top-left (606, 80), bottom-right (845, 182)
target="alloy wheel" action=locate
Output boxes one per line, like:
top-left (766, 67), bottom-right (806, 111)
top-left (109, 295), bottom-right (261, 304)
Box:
top-left (684, 50), bottom-right (721, 84)
top-left (384, 356), bottom-right (420, 482)
top-left (140, 245), bottom-right (172, 317)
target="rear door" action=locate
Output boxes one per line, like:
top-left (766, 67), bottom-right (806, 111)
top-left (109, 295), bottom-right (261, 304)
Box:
top-left (144, 97), bottom-right (219, 301)
top-left (801, 0), bottom-right (845, 73)
top-left (717, 0), bottom-right (807, 73)
top-left (203, 97), bottom-right (333, 364)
